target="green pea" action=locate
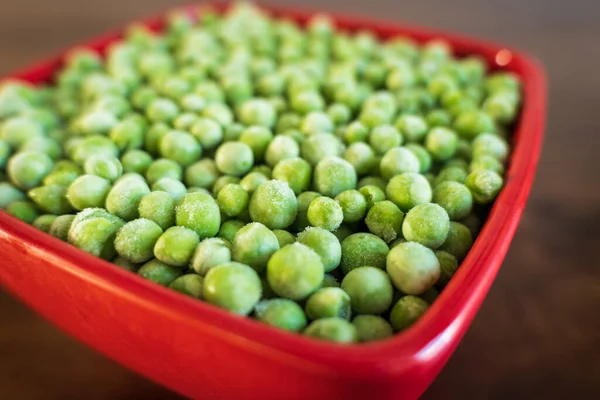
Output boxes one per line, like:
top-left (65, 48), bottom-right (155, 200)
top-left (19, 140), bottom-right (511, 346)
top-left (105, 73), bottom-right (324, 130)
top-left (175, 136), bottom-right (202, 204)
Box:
top-left (191, 237), bottom-right (232, 276)
top-left (158, 130), bottom-right (202, 167)
top-left (326, 103), bottom-right (351, 126)
top-left (20, 136), bottom-right (62, 160)
top-left (28, 184), bottom-right (73, 215)
top-left (6, 200), bottom-right (39, 223)
top-left (185, 159), bottom-right (219, 189)
top-left (300, 111), bottom-right (334, 136)
top-left (239, 126), bottom-right (274, 162)
top-left (344, 142), bottom-right (376, 175)
top-left (84, 156), bottom-right (123, 182)
top-left (469, 154), bottom-right (505, 175)
top-left (395, 114), bottom-right (428, 143)
top-left (190, 118), bottom-right (223, 150)
top-left (33, 214), bottom-right (58, 233)
top-left (386, 242), bottom-right (440, 295)
top-left (109, 119), bottom-right (144, 151)
top-left (340, 233), bottom-right (389, 274)
top-left (301, 133), bottom-right (344, 166)
top-left (169, 274), bottom-right (204, 299)
top-left (146, 158), bottom-right (183, 185)
top-left (215, 141), bottom-right (254, 176)
top-left (390, 295), bottom-right (429, 331)
top-left (48, 214), bottom-right (75, 241)
top-left (341, 267), bottom-right (394, 315)
top-left (212, 175), bottom-right (240, 197)
top-left (66, 174), bottom-right (111, 210)
top-left (334, 189), bottom-right (367, 223)
top-left (314, 156), bottom-right (357, 198)
top-left (369, 125), bottom-right (402, 155)
top-left (380, 147), bottom-right (420, 180)
top-left (176, 191), bottom-right (221, 239)
top-left (438, 221), bottom-right (473, 261)
top-left (71, 135), bottom-right (118, 166)
top-left (138, 191), bottom-right (176, 231)
top-left (217, 183), bottom-right (249, 217)
top-left (144, 123), bottom-right (170, 155)
top-left (7, 151), bottom-right (53, 190)
top-left (432, 181), bottom-right (473, 220)
top-left (386, 173), bottom-right (432, 212)
top-left (343, 121), bottom-right (369, 144)
top-left (435, 250), bottom-right (459, 287)
top-left (465, 169), bottom-right (503, 204)
top-left (352, 315), bottom-right (393, 342)
top-left (115, 218), bottom-right (163, 263)
top-left (138, 259), bottom-right (182, 286)
top-left (0, 117), bottom-right (45, 147)
top-left (68, 208), bottom-right (124, 259)
top-left (305, 287), bottom-right (351, 320)
top-left (254, 299), bottom-right (307, 332)
top-left (359, 184), bottom-right (386, 211)
top-left (453, 110), bottom-right (495, 140)
top-left (306, 197), bottom-right (343, 232)
top-left (154, 226), bottom-right (200, 267)
top-left (249, 180), bottom-right (297, 230)
top-left (146, 98), bottom-right (179, 123)
top-left (303, 317), bottom-right (358, 343)
top-left (106, 174), bottom-right (150, 221)
top-left (433, 166), bottom-right (468, 186)
top-left (365, 200), bottom-right (405, 243)
top-left (271, 157), bottom-right (311, 195)
top-left (204, 261), bottom-right (262, 315)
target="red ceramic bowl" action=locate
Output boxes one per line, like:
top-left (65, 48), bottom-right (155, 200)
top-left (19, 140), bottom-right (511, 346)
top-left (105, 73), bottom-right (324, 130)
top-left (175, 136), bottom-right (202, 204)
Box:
top-left (0, 3), bottom-right (546, 399)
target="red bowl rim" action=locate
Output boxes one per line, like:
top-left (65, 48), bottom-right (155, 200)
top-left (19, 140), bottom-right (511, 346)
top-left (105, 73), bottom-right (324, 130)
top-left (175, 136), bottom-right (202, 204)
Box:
top-left (0, 1), bottom-right (546, 379)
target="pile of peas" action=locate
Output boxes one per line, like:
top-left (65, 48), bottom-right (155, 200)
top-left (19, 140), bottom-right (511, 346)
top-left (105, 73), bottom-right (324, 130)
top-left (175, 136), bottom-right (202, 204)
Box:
top-left (0, 2), bottom-right (520, 343)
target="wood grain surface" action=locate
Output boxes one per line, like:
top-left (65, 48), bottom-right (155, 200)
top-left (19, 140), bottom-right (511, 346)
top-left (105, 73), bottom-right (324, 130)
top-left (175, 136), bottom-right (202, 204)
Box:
top-left (1, 0), bottom-right (599, 399)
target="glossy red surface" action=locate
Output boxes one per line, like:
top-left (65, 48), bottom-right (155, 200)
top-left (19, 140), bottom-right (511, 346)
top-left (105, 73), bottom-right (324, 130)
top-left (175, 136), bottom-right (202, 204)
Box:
top-left (0, 3), bottom-right (546, 399)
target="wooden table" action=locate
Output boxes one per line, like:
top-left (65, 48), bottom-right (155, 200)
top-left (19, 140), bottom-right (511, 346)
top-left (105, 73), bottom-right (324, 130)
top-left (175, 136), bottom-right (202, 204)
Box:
top-left (1, 0), bottom-right (598, 398)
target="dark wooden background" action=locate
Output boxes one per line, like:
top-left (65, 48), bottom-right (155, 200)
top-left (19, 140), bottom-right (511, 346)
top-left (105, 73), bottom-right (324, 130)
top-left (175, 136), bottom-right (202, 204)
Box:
top-left (1, 0), bottom-right (598, 399)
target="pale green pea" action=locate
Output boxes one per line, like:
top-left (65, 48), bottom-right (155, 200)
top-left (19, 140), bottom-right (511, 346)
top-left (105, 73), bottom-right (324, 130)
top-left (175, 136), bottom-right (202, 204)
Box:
top-left (176, 191), bottom-right (221, 239)
top-left (146, 158), bottom-right (183, 185)
top-left (28, 184), bottom-right (73, 215)
top-left (115, 218), bottom-right (163, 263)
top-left (154, 226), bottom-right (200, 267)
top-left (365, 200), bottom-right (405, 243)
top-left (106, 174), bottom-right (150, 221)
top-left (138, 191), bottom-right (176, 231)
top-left (185, 159), bottom-right (219, 189)
top-left (191, 237), bottom-right (232, 276)
top-left (66, 174), bottom-right (111, 210)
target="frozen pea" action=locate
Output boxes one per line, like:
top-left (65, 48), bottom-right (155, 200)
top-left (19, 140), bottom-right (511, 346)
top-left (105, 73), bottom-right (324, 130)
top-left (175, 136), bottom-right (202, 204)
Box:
top-left (115, 218), bottom-right (163, 263)
top-left (357, 183), bottom-right (384, 209)
top-left (20, 136), bottom-right (62, 160)
top-left (365, 200), bottom-right (405, 243)
top-left (212, 175), bottom-right (240, 196)
top-left (265, 135), bottom-right (299, 167)
top-left (300, 111), bottom-right (334, 136)
top-left (68, 208), bottom-right (124, 259)
top-left (159, 130), bottom-right (202, 167)
top-left (344, 142), bottom-right (376, 176)
top-left (390, 295), bottom-right (429, 331)
top-left (402, 203), bottom-right (450, 248)
top-left (169, 274), bottom-right (204, 299)
top-left (472, 132), bottom-right (508, 161)
top-left (240, 172), bottom-right (269, 196)
top-left (249, 180), bottom-right (297, 230)
top-left (267, 242), bottom-right (324, 300)
top-left (343, 121), bottom-right (369, 144)
top-left (386, 173), bottom-right (432, 212)
top-left (121, 150), bottom-right (153, 175)
top-left (340, 233), bottom-right (389, 274)
top-left (0, 117), bottom-right (45, 147)
top-left (250, 165), bottom-right (272, 179)
top-left (404, 143), bottom-right (432, 173)
top-left (238, 98), bottom-right (276, 128)
top-left (297, 227), bottom-right (342, 272)
top-left (341, 267), bottom-right (394, 315)
top-left (465, 169), bottom-right (503, 204)
top-left (191, 237), bottom-right (232, 276)
top-left (28, 184), bottom-right (73, 215)
top-left (144, 123), bottom-right (170, 155)
top-left (71, 135), bottom-right (118, 165)
top-left (327, 103), bottom-right (351, 126)
top-left (232, 222), bottom-right (279, 274)
top-left (239, 126), bottom-right (274, 162)
top-left (303, 317), bottom-right (358, 343)
top-left (7, 151), bottom-right (53, 190)
top-left (307, 197), bottom-right (343, 232)
top-left (435, 250), bottom-right (459, 287)
top-left (369, 125), bottom-right (402, 155)
top-left (138, 259), bottom-right (182, 286)
top-left (352, 315), bottom-right (394, 342)
top-left (32, 214), bottom-right (57, 232)
top-left (453, 110), bottom-right (495, 140)
top-left (217, 183), bottom-right (249, 217)
top-left (273, 229), bottom-right (295, 247)
top-left (434, 166), bottom-right (468, 186)
top-left (106, 174), bottom-right (150, 221)
top-left (109, 119), bottom-right (144, 151)
top-left (217, 219), bottom-right (245, 243)
top-left (6, 200), bottom-right (39, 223)
top-left (190, 118), bottom-right (223, 149)
top-left (483, 93), bottom-right (518, 124)
top-left (151, 178), bottom-right (187, 201)
top-left (66, 174), bottom-right (111, 210)
top-left (290, 91), bottom-right (325, 115)
top-left (293, 191), bottom-right (321, 231)
top-left (185, 159), bottom-right (219, 189)
top-left (48, 214), bottom-right (75, 241)
top-left (0, 140), bottom-right (11, 169)
top-left (215, 141), bottom-right (254, 176)
top-left (386, 242), bottom-right (440, 295)
top-left (314, 156), bottom-right (357, 198)
top-left (469, 154), bottom-right (504, 175)
top-left (305, 287), bottom-right (351, 320)
top-left (138, 191), bottom-right (176, 231)
top-left (301, 133), bottom-right (344, 166)
top-left (321, 273), bottom-right (340, 289)
top-left (439, 221), bottom-right (473, 261)
top-left (112, 256), bottom-right (140, 272)
top-left (395, 114), bottom-right (428, 143)
top-left (380, 147), bottom-right (420, 180)
top-left (426, 109), bottom-right (452, 127)
top-left (334, 190), bottom-right (367, 223)
top-left (84, 156), bottom-right (123, 182)
top-left (432, 181), bottom-right (473, 220)
top-left (173, 113), bottom-right (199, 131)
top-left (146, 98), bottom-right (179, 123)
top-left (272, 157), bottom-right (311, 195)
top-left (146, 158), bottom-right (183, 185)
top-left (176, 191), bottom-right (221, 239)
top-left (204, 262), bottom-right (262, 315)
top-left (154, 226), bottom-right (200, 267)
top-left (276, 112), bottom-right (301, 134)
top-left (254, 299), bottom-right (307, 332)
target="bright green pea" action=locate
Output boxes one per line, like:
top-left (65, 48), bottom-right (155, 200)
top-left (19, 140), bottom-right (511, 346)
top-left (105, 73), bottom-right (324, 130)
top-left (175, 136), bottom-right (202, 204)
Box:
top-left (20, 136), bottom-right (62, 160)
top-left (106, 174), bottom-right (150, 221)
top-left (365, 200), bottom-right (405, 243)
top-left (144, 123), bottom-right (170, 155)
top-left (254, 299), bottom-right (307, 332)
top-left (404, 143), bottom-right (432, 174)
top-left (293, 191), bottom-right (320, 232)
top-left (109, 119), bottom-right (144, 151)
top-left (432, 181), bottom-right (473, 220)
top-left (352, 315), bottom-right (393, 342)
top-left (300, 111), bottom-right (334, 135)
top-left (185, 159), bottom-right (219, 189)
top-left (249, 180), bottom-right (297, 230)
top-left (212, 175), bottom-right (240, 197)
top-left (76, 109), bottom-right (119, 136)
top-left (204, 261), bottom-right (262, 315)
top-left (169, 274), bottom-right (204, 299)
top-left (223, 123), bottom-right (245, 142)
top-left (341, 266), bottom-right (394, 315)
top-left (217, 219), bottom-right (245, 243)
top-left (402, 203), bottom-right (450, 249)
top-left (426, 109), bottom-right (453, 127)
top-left (483, 93), bottom-right (518, 124)
top-left (264, 135), bottom-right (299, 167)
top-left (453, 109), bottom-right (496, 140)
top-left (395, 114), bottom-right (428, 143)
top-left (340, 233), bottom-right (389, 274)
top-left (271, 157), bottom-right (311, 195)
top-left (215, 141), bottom-right (254, 176)
top-left (267, 242), bottom-right (324, 300)
top-left (71, 135), bottom-right (118, 165)
top-left (66, 174), bottom-right (111, 210)
top-left (369, 125), bottom-right (402, 156)
top-left (33, 214), bottom-right (58, 233)
top-left (296, 226), bottom-right (342, 272)
top-left (176, 191), bottom-right (221, 239)
top-left (146, 158), bottom-right (182, 185)
top-left (472, 132), bottom-right (509, 161)
top-left (327, 103), bottom-right (351, 126)
top-left (151, 177), bottom-right (187, 201)
top-left (307, 196), bottom-right (343, 232)
top-left (469, 154), bottom-right (505, 175)
top-left (425, 127), bottom-right (458, 162)
top-left (439, 221), bottom-right (473, 261)
top-left (334, 189), bottom-right (367, 223)
top-left (386, 242), bottom-right (440, 295)
top-left (380, 147), bottom-right (420, 180)
top-left (28, 184), bottom-right (73, 215)
top-left (314, 156), bottom-right (357, 198)
top-left (0, 117), bottom-right (45, 147)
top-left (159, 130), bottom-right (202, 167)
top-left (6, 200), bottom-right (39, 223)
top-left (146, 97), bottom-right (179, 123)
top-left (84, 156), bottom-right (123, 182)
top-left (390, 295), bottom-right (429, 331)
top-left (7, 151), bottom-right (53, 190)
top-left (138, 259), bottom-right (182, 286)
top-left (359, 184), bottom-right (386, 211)
top-left (154, 226), bottom-right (200, 267)
top-left (343, 142), bottom-right (375, 176)
top-left (301, 133), bottom-right (344, 166)
top-left (115, 218), bottom-right (163, 263)
top-left (465, 169), bottom-right (503, 204)
top-left (0, 182), bottom-right (26, 209)
top-left (433, 166), bottom-right (468, 186)
top-left (68, 208), bottom-right (124, 259)
top-left (238, 98), bottom-right (276, 128)
top-left (386, 173), bottom-right (432, 212)
top-left (190, 118), bottom-right (223, 149)
top-left (343, 121), bottom-right (369, 144)
top-left (239, 126), bottom-right (273, 162)
top-left (305, 287), bottom-right (351, 320)
top-left (217, 183), bottom-right (249, 217)
top-left (290, 90), bottom-right (325, 115)
top-left (303, 317), bottom-right (358, 343)
top-left (138, 191), bottom-right (176, 231)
